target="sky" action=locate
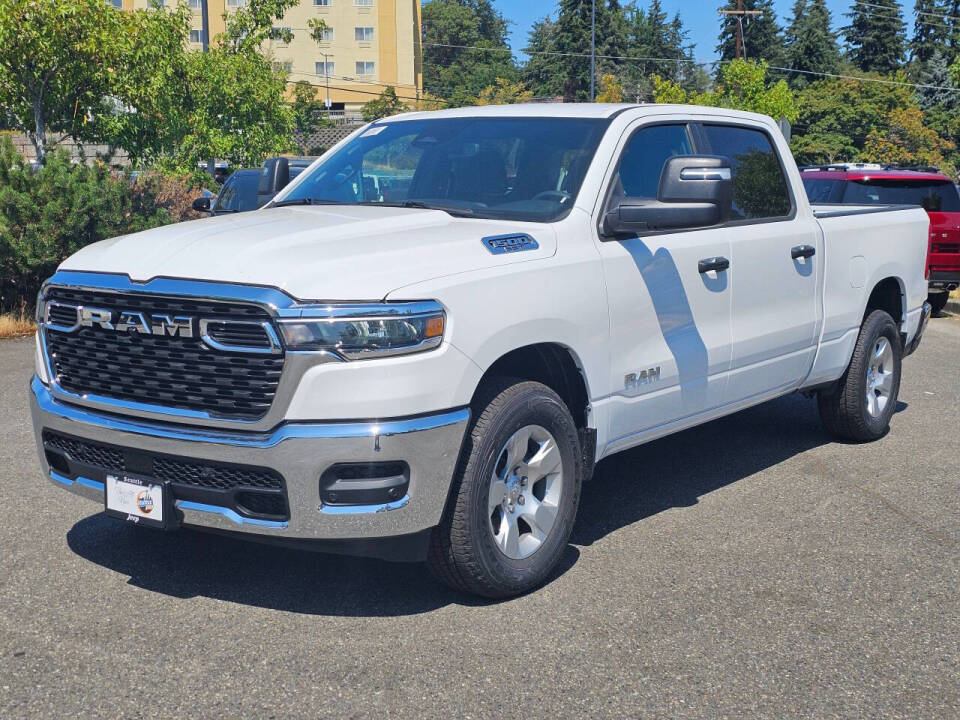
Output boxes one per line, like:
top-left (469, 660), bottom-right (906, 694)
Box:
top-left (476, 0), bottom-right (912, 62)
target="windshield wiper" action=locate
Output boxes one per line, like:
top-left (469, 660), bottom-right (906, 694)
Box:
top-left (271, 198), bottom-right (348, 208)
top-left (358, 200), bottom-right (475, 217)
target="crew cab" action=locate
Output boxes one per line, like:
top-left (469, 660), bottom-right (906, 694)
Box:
top-left (31, 105), bottom-right (931, 598)
top-left (801, 164), bottom-right (960, 314)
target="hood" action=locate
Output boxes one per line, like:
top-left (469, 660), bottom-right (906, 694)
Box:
top-left (59, 205), bottom-right (557, 301)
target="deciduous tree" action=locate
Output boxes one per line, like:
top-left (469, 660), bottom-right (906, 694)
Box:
top-left (0, 0), bottom-right (123, 165)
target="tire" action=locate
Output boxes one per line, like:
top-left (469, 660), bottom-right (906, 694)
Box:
top-left (428, 379), bottom-right (582, 599)
top-left (817, 309), bottom-right (902, 442)
top-left (928, 292), bottom-right (949, 316)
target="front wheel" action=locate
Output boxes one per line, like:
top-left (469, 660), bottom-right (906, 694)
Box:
top-left (428, 380), bottom-right (582, 598)
top-left (817, 309), bottom-right (902, 442)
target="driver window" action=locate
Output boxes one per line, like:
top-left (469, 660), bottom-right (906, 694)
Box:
top-left (612, 124), bottom-right (693, 201)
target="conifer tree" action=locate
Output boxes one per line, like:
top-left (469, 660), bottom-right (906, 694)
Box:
top-left (843, 0), bottom-right (907, 73)
top-left (910, 0), bottom-right (950, 65)
top-left (716, 0), bottom-right (785, 65)
top-left (786, 0), bottom-right (841, 86)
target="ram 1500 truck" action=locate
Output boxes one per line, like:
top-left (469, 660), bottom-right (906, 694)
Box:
top-left (31, 105), bottom-right (932, 598)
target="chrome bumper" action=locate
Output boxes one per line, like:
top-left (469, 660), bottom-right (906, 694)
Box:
top-left (30, 376), bottom-right (468, 542)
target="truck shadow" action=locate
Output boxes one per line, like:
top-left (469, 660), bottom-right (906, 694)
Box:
top-left (65, 394), bottom-right (906, 616)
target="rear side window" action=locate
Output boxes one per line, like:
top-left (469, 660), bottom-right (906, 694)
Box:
top-left (802, 178), bottom-right (843, 203)
top-left (614, 124), bottom-right (693, 199)
top-left (841, 179), bottom-right (960, 212)
top-left (701, 125), bottom-right (792, 220)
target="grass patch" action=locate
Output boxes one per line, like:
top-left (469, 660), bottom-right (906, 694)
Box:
top-left (0, 312), bottom-right (35, 339)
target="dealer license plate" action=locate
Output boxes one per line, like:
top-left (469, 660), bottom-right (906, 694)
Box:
top-left (105, 474), bottom-right (166, 529)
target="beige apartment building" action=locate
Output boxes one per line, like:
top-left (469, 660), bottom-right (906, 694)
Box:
top-left (118, 0), bottom-right (423, 117)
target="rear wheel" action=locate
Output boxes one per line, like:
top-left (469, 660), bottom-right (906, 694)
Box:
top-left (817, 309), bottom-right (902, 442)
top-left (928, 292), bottom-right (949, 316)
top-left (428, 380), bottom-right (582, 598)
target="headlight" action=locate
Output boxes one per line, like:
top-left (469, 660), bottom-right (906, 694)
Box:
top-left (278, 307), bottom-right (445, 359)
top-left (36, 290), bottom-right (45, 324)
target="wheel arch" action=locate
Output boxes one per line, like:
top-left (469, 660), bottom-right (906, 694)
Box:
top-left (863, 275), bottom-right (905, 327)
top-left (473, 342), bottom-right (592, 430)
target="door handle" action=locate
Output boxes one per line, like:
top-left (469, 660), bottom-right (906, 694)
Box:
top-left (698, 256), bottom-right (730, 273)
top-left (791, 244), bottom-right (816, 259)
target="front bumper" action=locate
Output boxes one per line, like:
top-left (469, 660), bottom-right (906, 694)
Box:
top-left (30, 377), bottom-right (468, 547)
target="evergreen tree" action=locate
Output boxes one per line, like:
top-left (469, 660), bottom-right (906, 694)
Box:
top-left (910, 0), bottom-right (950, 65)
top-left (946, 0), bottom-right (960, 62)
top-left (843, 0), bottom-right (906, 73)
top-left (551, 0), bottom-right (627, 101)
top-left (621, 1), bottom-right (695, 100)
top-left (786, 0), bottom-right (840, 86)
top-left (522, 17), bottom-right (563, 99)
top-left (716, 0), bottom-right (785, 65)
top-left (915, 49), bottom-right (958, 109)
top-left (421, 0), bottom-right (517, 106)
top-left (783, 0), bottom-right (807, 52)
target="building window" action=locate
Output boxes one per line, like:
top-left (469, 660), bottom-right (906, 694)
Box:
top-left (226, 0), bottom-right (247, 7)
top-left (108, 0), bottom-right (122, 8)
top-left (315, 27), bottom-right (334, 42)
top-left (316, 61), bottom-right (335, 77)
top-left (273, 61), bottom-right (293, 73)
top-left (354, 0), bottom-right (374, 6)
top-left (189, 29), bottom-right (204, 44)
top-left (355, 61), bottom-right (375, 77)
top-left (313, 0), bottom-right (331, 6)
top-left (188, 0), bottom-right (201, 8)
top-left (271, 26), bottom-right (293, 43)
top-left (354, 27), bottom-right (374, 42)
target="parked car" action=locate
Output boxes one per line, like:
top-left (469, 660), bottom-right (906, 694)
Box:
top-left (192, 157), bottom-right (318, 215)
top-left (801, 164), bottom-right (960, 315)
top-left (32, 105), bottom-right (930, 598)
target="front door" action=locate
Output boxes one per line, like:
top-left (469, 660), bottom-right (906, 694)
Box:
top-left (597, 122), bottom-right (733, 447)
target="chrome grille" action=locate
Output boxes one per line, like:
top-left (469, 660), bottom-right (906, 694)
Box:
top-left (42, 287), bottom-right (284, 420)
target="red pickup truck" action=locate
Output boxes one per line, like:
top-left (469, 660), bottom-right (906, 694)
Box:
top-left (801, 165), bottom-right (960, 315)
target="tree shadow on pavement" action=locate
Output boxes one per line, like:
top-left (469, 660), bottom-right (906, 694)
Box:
top-left (65, 393), bottom-right (904, 616)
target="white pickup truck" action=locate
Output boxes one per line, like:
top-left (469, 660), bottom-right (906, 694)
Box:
top-left (31, 104), bottom-right (931, 598)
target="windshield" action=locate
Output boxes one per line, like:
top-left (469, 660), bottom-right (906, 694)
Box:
top-left (278, 117), bottom-right (609, 222)
top-left (214, 171), bottom-right (261, 213)
top-left (841, 179), bottom-right (960, 212)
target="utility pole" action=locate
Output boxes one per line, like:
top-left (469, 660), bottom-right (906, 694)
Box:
top-left (590, 0), bottom-right (595, 101)
top-left (201, 0), bottom-right (215, 178)
top-left (718, 0), bottom-right (762, 60)
top-left (321, 52), bottom-right (331, 110)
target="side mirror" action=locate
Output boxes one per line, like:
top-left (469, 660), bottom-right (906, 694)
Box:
top-left (603, 155), bottom-right (732, 236)
top-left (260, 157), bottom-right (290, 195)
top-left (191, 196), bottom-right (211, 213)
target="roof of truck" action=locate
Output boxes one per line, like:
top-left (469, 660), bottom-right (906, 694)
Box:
top-left (384, 103), bottom-right (776, 123)
top-left (800, 166), bottom-right (952, 183)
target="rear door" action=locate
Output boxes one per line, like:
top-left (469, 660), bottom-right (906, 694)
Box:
top-left (697, 122), bottom-right (821, 402)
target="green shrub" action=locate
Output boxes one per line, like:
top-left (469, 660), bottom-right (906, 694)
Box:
top-left (0, 136), bottom-right (184, 313)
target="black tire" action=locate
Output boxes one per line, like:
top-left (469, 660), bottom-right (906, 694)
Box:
top-left (928, 292), bottom-right (949, 316)
top-left (428, 379), bottom-right (582, 599)
top-left (817, 309), bottom-right (902, 442)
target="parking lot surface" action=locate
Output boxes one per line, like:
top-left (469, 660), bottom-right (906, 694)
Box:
top-left (1, 317), bottom-right (958, 718)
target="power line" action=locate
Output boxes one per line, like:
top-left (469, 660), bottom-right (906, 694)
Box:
top-left (419, 40), bottom-right (960, 93)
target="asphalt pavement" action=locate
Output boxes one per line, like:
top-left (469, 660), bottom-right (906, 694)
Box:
top-left (1, 316), bottom-right (958, 718)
